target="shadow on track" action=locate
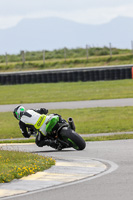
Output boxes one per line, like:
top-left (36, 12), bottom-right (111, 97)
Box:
top-left (32, 149), bottom-right (75, 153)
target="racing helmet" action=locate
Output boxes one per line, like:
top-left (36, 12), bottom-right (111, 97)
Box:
top-left (13, 105), bottom-right (25, 120)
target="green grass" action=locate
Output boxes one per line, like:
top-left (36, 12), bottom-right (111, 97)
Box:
top-left (51, 107), bottom-right (133, 134)
top-left (0, 112), bottom-right (20, 139)
top-left (1, 107), bottom-right (133, 139)
top-left (0, 54), bottom-right (133, 72)
top-left (1, 134), bottom-right (133, 144)
top-left (0, 47), bottom-right (130, 63)
top-left (0, 79), bottom-right (133, 104)
top-left (83, 134), bottom-right (133, 141)
top-left (0, 47), bottom-right (133, 72)
top-left (0, 139), bottom-right (35, 143)
top-left (0, 150), bottom-right (55, 183)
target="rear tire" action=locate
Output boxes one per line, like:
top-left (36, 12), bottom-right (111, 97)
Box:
top-left (59, 127), bottom-right (86, 150)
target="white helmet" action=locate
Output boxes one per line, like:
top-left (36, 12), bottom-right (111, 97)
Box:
top-left (13, 105), bottom-right (25, 120)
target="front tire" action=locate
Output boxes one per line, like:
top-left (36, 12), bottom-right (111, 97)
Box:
top-left (59, 127), bottom-right (86, 150)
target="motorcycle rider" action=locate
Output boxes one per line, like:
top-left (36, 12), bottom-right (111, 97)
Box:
top-left (13, 105), bottom-right (64, 150)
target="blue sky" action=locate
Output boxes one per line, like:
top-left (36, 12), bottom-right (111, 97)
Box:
top-left (0, 0), bottom-right (133, 29)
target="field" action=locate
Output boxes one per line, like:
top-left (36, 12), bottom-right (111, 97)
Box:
top-left (0, 47), bottom-right (133, 72)
top-left (3, 47), bottom-right (133, 183)
top-left (0, 79), bottom-right (133, 140)
top-left (0, 79), bottom-right (133, 104)
top-left (1, 106), bottom-right (133, 140)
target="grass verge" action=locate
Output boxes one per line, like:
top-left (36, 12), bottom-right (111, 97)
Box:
top-left (0, 79), bottom-right (133, 104)
top-left (0, 134), bottom-right (133, 144)
top-left (0, 150), bottom-right (55, 183)
top-left (1, 107), bottom-right (133, 139)
top-left (0, 139), bottom-right (35, 144)
top-left (83, 134), bottom-right (133, 141)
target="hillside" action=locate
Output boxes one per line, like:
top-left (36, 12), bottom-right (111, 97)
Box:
top-left (0, 16), bottom-right (133, 54)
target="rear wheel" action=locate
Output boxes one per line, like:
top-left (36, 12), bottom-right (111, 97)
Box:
top-left (59, 127), bottom-right (86, 150)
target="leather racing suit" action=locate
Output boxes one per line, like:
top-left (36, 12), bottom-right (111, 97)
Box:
top-left (19, 108), bottom-right (60, 149)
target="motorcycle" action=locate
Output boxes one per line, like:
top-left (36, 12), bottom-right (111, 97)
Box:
top-left (32, 117), bottom-right (86, 151)
top-left (52, 117), bottom-right (86, 150)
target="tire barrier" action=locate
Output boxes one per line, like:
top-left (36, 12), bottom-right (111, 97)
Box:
top-left (0, 65), bottom-right (132, 85)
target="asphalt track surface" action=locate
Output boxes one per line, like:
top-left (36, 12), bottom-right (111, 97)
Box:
top-left (1, 98), bottom-right (133, 112)
top-left (1, 140), bottom-right (133, 200)
top-left (0, 99), bottom-right (133, 200)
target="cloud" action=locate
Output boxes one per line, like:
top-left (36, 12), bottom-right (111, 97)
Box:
top-left (67, 4), bottom-right (133, 24)
top-left (0, 0), bottom-right (133, 15)
top-left (28, 3), bottom-right (133, 25)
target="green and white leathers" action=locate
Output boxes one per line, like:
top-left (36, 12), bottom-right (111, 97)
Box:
top-left (20, 109), bottom-right (59, 136)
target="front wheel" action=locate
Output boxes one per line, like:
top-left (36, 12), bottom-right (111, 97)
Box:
top-left (59, 127), bottom-right (86, 150)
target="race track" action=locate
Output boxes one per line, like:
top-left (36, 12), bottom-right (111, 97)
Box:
top-left (1, 140), bottom-right (133, 200)
top-left (0, 99), bottom-right (133, 200)
top-left (0, 98), bottom-right (133, 112)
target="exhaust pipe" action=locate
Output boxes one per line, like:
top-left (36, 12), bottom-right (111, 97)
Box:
top-left (68, 117), bottom-right (76, 131)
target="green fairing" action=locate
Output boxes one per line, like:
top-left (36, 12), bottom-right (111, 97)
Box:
top-left (46, 116), bottom-right (59, 133)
